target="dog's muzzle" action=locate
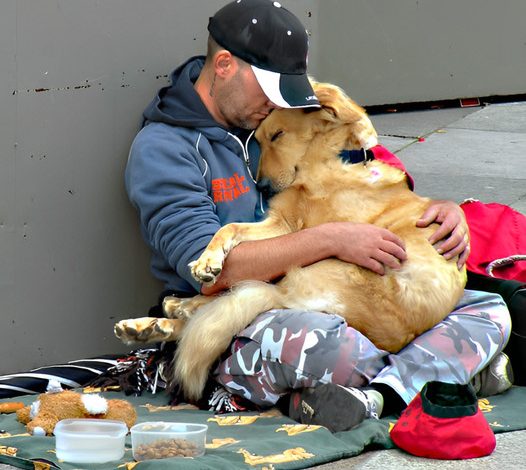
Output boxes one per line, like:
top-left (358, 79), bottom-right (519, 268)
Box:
top-left (257, 178), bottom-right (279, 199)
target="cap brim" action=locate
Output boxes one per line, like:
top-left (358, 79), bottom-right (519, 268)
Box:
top-left (252, 65), bottom-right (320, 109)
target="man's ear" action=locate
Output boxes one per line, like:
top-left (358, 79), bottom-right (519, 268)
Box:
top-left (214, 50), bottom-right (235, 78)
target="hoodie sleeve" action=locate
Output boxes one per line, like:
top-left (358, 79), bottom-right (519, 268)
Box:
top-left (125, 123), bottom-right (220, 292)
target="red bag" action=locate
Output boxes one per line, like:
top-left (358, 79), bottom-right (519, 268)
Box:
top-left (461, 199), bottom-right (526, 282)
top-left (371, 145), bottom-right (415, 190)
top-left (391, 381), bottom-right (496, 460)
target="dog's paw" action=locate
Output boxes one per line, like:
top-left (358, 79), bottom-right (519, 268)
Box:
top-left (189, 252), bottom-right (224, 284)
top-left (114, 318), bottom-right (178, 344)
top-left (162, 296), bottom-right (205, 319)
top-left (162, 297), bottom-right (187, 318)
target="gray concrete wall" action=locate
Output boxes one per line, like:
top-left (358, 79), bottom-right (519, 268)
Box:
top-left (316, 0), bottom-right (526, 105)
top-left (1, 0), bottom-right (524, 374)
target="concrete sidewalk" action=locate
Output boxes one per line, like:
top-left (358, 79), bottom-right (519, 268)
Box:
top-left (1, 103), bottom-right (525, 470)
top-left (374, 102), bottom-right (526, 214)
top-left (313, 102), bottom-right (526, 469)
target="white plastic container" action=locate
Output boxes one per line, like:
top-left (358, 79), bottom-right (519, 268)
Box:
top-left (54, 419), bottom-right (127, 463)
top-left (131, 422), bottom-right (208, 461)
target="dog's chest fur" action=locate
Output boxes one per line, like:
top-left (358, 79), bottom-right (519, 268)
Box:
top-left (277, 158), bottom-right (411, 229)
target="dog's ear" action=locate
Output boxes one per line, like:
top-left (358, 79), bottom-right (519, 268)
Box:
top-left (312, 83), bottom-right (366, 125)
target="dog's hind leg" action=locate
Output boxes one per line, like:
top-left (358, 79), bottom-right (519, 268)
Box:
top-left (173, 280), bottom-right (284, 401)
top-left (114, 296), bottom-right (213, 346)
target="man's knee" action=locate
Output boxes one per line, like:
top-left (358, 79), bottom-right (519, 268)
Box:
top-left (455, 290), bottom-right (512, 343)
top-left (256, 309), bottom-right (348, 362)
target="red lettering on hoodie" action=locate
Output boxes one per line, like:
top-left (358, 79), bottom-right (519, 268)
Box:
top-left (211, 172), bottom-right (250, 203)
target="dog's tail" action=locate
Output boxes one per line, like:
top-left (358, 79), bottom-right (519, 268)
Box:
top-left (172, 281), bottom-right (282, 401)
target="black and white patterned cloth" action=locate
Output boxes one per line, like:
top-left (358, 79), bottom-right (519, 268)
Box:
top-left (0, 355), bottom-right (123, 399)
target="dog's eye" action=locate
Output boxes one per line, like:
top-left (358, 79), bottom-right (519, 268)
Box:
top-left (270, 130), bottom-right (284, 142)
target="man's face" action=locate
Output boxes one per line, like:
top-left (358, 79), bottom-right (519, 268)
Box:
top-left (215, 61), bottom-right (279, 130)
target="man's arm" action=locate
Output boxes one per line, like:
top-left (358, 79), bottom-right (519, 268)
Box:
top-left (202, 222), bottom-right (407, 295)
top-left (203, 200), bottom-right (469, 295)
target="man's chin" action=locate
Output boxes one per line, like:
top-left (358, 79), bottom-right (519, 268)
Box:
top-left (235, 119), bottom-right (261, 131)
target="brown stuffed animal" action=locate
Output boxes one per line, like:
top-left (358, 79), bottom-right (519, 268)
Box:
top-left (16, 389), bottom-right (137, 436)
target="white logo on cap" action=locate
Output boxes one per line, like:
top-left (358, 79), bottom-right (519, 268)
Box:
top-left (273, 2), bottom-right (282, 8)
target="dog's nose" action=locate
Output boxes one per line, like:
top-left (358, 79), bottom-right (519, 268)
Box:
top-left (257, 178), bottom-right (278, 199)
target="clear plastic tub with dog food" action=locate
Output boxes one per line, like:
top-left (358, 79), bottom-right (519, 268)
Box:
top-left (131, 421), bottom-right (208, 460)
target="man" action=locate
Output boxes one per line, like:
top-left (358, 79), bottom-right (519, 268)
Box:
top-left (126, 0), bottom-right (511, 431)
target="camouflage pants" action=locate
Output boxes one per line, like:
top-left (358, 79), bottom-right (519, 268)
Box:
top-left (214, 290), bottom-right (511, 406)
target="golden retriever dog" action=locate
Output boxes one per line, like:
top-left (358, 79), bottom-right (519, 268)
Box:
top-left (115, 82), bottom-right (467, 401)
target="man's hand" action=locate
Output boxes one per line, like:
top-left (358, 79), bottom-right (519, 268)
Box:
top-left (329, 222), bottom-right (407, 275)
top-left (416, 200), bottom-right (470, 269)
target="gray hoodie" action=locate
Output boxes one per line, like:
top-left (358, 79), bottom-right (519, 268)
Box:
top-left (126, 56), bottom-right (264, 294)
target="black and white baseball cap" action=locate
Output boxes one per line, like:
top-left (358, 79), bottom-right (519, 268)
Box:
top-left (208, 0), bottom-right (320, 108)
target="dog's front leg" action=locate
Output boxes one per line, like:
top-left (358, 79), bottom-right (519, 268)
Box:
top-left (190, 216), bottom-right (289, 285)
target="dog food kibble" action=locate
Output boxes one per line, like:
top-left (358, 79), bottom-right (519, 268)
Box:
top-left (134, 438), bottom-right (199, 460)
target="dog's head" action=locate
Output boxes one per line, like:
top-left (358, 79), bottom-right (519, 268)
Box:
top-left (255, 82), bottom-right (378, 193)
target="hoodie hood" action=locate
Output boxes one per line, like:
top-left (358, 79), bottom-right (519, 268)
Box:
top-left (143, 56), bottom-right (218, 129)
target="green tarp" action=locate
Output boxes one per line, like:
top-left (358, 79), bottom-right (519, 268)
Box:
top-left (1, 386), bottom-right (525, 470)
